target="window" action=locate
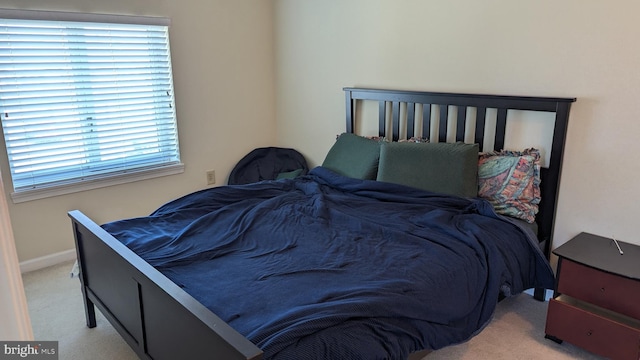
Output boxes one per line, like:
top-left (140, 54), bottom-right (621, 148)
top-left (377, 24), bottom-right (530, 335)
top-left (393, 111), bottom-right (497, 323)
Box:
top-left (0, 10), bottom-right (182, 202)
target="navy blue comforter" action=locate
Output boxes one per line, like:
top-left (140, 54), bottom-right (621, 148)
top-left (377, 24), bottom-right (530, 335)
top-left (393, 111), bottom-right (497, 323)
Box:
top-left (103, 166), bottom-right (554, 359)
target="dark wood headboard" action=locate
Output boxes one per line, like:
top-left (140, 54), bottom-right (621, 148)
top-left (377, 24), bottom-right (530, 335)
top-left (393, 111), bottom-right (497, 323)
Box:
top-left (343, 87), bottom-right (576, 259)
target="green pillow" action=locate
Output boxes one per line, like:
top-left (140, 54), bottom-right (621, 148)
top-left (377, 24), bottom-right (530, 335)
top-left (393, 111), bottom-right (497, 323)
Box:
top-left (322, 133), bottom-right (381, 180)
top-left (377, 142), bottom-right (479, 197)
top-left (276, 168), bottom-right (304, 180)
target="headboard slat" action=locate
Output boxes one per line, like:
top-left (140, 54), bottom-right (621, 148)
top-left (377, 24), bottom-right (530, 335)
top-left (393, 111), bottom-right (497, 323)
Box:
top-left (456, 106), bottom-right (467, 142)
top-left (407, 103), bottom-right (416, 139)
top-left (494, 108), bottom-right (508, 151)
top-left (474, 107), bottom-right (487, 150)
top-left (378, 101), bottom-right (385, 137)
top-left (391, 101), bottom-right (400, 141)
top-left (422, 104), bottom-right (432, 139)
top-left (438, 105), bottom-right (448, 142)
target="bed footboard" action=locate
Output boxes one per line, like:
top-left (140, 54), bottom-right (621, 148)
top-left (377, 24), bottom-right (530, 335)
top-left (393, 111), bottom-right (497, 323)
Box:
top-left (69, 210), bottom-right (262, 360)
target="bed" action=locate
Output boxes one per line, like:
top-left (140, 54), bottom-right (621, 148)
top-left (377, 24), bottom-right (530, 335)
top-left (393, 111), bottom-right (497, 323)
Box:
top-left (69, 87), bottom-right (576, 360)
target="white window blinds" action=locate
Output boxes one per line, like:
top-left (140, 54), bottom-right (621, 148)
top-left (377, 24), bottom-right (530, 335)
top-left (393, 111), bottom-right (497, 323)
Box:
top-left (0, 13), bottom-right (181, 195)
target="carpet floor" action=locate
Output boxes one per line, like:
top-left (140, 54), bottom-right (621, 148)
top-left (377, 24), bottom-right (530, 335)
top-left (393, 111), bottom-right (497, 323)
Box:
top-left (22, 260), bottom-right (602, 359)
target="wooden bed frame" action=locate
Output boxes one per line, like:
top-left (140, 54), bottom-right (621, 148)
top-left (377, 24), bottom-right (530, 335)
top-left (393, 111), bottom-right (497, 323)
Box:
top-left (69, 87), bottom-right (575, 360)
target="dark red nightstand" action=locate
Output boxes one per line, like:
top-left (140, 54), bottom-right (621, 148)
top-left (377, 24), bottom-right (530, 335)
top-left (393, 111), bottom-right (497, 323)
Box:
top-left (544, 232), bottom-right (640, 359)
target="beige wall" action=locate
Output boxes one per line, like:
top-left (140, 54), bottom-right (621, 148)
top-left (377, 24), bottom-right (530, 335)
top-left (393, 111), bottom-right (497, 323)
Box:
top-left (0, 0), bottom-right (276, 262)
top-left (5, 1), bottom-right (640, 262)
top-left (274, 0), bottom-right (640, 249)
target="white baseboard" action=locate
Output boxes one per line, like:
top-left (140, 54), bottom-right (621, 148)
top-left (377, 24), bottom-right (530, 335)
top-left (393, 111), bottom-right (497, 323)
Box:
top-left (20, 249), bottom-right (76, 274)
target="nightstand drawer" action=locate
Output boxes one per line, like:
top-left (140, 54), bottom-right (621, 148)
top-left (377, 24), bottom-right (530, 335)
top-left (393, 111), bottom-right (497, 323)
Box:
top-left (558, 259), bottom-right (640, 319)
top-left (546, 297), bottom-right (640, 360)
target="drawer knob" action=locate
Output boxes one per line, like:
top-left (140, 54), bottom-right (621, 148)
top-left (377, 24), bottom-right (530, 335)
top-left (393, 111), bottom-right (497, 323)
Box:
top-left (587, 330), bottom-right (593, 336)
top-left (600, 287), bottom-right (605, 292)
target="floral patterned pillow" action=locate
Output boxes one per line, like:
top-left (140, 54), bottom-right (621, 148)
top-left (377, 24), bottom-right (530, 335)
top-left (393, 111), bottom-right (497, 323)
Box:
top-left (399, 136), bottom-right (429, 143)
top-left (478, 148), bottom-right (541, 223)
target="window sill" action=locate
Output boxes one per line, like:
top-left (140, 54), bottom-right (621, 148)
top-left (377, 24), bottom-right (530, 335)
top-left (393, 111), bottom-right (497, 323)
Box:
top-left (10, 163), bottom-right (185, 204)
